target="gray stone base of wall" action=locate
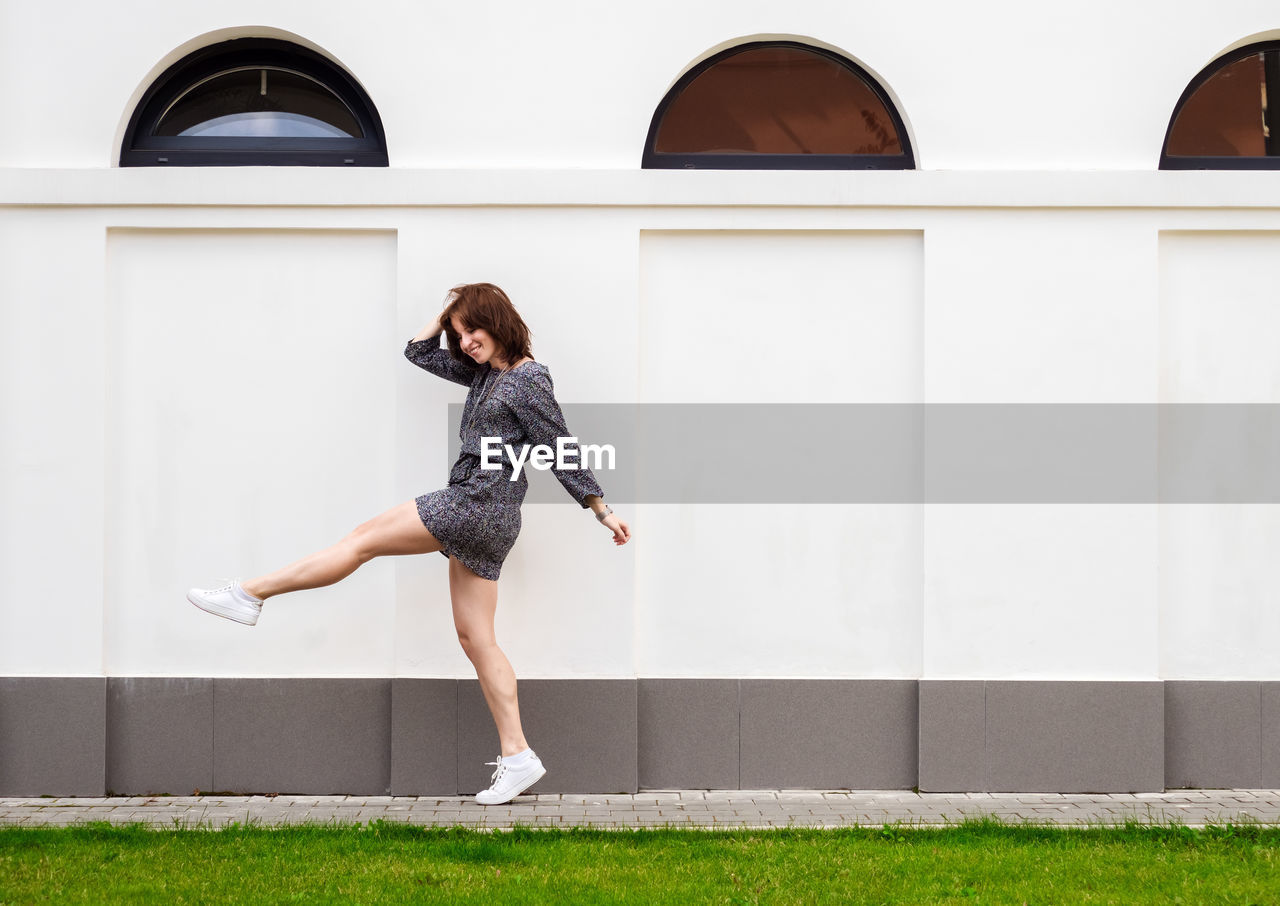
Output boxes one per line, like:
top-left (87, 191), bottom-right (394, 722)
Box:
top-left (1, 678), bottom-right (1277, 796)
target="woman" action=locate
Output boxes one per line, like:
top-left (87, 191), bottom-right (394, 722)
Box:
top-left (187, 283), bottom-right (631, 805)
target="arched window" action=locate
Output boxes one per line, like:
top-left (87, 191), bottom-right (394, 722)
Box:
top-left (643, 41), bottom-right (913, 170)
top-left (121, 38), bottom-right (387, 166)
top-left (1161, 42), bottom-right (1280, 169)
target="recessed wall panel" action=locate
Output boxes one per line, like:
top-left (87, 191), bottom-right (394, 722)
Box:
top-left (636, 231), bottom-right (922, 677)
top-left (1159, 232), bottom-right (1280, 679)
top-left (104, 229), bottom-right (398, 676)
top-left (0, 217), bottom-right (109, 674)
top-left (389, 212), bottom-right (640, 679)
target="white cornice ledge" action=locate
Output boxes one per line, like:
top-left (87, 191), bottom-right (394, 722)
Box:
top-left (5, 167), bottom-right (1280, 208)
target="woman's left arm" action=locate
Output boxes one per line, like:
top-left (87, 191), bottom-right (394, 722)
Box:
top-left (511, 368), bottom-right (631, 546)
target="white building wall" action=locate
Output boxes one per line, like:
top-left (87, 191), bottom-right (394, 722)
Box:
top-left (4, 0), bottom-right (1280, 170)
top-left (2, 0), bottom-right (1280, 684)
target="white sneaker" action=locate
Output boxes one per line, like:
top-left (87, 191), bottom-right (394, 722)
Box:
top-left (474, 752), bottom-right (546, 805)
top-left (187, 581), bottom-right (262, 626)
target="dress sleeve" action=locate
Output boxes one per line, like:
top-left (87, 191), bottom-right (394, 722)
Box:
top-left (404, 333), bottom-right (479, 387)
top-left (510, 367), bottom-right (604, 508)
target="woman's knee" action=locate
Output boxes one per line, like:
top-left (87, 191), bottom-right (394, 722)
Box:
top-left (342, 502), bottom-right (438, 562)
top-left (455, 625), bottom-right (495, 661)
top-left (341, 519), bottom-right (381, 564)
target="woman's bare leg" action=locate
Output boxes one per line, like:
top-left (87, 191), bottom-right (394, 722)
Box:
top-left (448, 556), bottom-right (528, 756)
top-left (242, 501), bottom-right (441, 600)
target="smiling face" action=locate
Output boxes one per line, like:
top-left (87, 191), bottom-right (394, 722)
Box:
top-left (451, 315), bottom-right (507, 368)
top-left (439, 283), bottom-right (532, 370)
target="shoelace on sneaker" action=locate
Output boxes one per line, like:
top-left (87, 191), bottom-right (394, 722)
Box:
top-left (484, 760), bottom-right (507, 786)
top-left (203, 579), bottom-right (261, 607)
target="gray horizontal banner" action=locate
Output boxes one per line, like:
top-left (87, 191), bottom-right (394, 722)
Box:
top-left (446, 404), bottom-right (1280, 503)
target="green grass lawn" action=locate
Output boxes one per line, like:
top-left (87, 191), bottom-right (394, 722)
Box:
top-left (2, 820), bottom-right (1278, 905)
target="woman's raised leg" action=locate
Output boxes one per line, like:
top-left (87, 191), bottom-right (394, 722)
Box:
top-left (242, 500), bottom-right (441, 600)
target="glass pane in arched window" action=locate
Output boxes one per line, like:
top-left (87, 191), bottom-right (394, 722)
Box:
top-left (1166, 53), bottom-right (1266, 157)
top-left (654, 46), bottom-right (902, 156)
top-left (155, 68), bottom-right (362, 138)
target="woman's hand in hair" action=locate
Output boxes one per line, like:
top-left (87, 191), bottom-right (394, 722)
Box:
top-left (411, 312), bottom-right (443, 342)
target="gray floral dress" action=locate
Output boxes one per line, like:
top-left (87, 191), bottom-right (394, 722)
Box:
top-left (404, 334), bottom-right (604, 580)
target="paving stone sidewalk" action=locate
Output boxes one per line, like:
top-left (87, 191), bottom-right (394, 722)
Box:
top-left (3, 790), bottom-right (1280, 829)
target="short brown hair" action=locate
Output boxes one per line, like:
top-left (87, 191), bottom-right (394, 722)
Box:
top-left (440, 283), bottom-right (533, 365)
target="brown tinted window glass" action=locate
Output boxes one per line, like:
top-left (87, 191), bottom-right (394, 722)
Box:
top-left (654, 46), bottom-right (902, 155)
top-left (1166, 53), bottom-right (1265, 156)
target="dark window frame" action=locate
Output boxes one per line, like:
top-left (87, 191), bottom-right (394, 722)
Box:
top-left (642, 40), bottom-right (915, 170)
top-left (1160, 40), bottom-right (1280, 170)
top-left (121, 38), bottom-right (388, 167)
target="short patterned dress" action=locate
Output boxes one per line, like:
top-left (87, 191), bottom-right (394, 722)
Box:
top-left (404, 333), bottom-right (604, 580)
